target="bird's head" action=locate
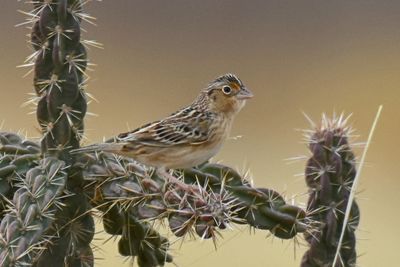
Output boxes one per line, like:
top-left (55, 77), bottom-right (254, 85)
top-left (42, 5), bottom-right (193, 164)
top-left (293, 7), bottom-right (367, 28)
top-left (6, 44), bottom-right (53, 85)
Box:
top-left (205, 73), bottom-right (253, 115)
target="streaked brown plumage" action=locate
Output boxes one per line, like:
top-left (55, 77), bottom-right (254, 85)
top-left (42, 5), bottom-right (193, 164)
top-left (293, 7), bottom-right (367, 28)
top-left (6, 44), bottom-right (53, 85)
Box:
top-left (73, 73), bottom-right (253, 182)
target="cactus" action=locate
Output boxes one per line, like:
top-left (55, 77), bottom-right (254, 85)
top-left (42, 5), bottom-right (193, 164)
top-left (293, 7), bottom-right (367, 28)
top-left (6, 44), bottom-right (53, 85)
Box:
top-left (31, 0), bottom-right (95, 266)
top-left (0, 1), bottom-right (374, 267)
top-left (301, 115), bottom-right (360, 267)
top-left (0, 132), bottom-right (40, 221)
top-left (0, 156), bottom-right (66, 266)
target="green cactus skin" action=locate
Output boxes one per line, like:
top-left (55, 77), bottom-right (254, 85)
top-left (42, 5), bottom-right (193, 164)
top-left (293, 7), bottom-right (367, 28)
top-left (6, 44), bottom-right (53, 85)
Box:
top-left (301, 116), bottom-right (359, 267)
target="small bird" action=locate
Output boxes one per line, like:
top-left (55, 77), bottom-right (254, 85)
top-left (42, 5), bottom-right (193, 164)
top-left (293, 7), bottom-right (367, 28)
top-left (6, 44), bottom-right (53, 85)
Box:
top-left (73, 73), bottom-right (253, 185)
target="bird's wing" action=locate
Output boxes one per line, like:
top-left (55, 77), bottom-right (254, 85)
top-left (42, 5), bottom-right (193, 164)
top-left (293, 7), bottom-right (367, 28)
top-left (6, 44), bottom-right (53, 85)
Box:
top-left (116, 108), bottom-right (216, 147)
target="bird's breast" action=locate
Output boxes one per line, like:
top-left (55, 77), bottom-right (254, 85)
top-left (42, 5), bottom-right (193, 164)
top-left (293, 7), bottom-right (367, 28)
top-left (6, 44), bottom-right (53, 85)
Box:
top-left (163, 117), bottom-right (231, 169)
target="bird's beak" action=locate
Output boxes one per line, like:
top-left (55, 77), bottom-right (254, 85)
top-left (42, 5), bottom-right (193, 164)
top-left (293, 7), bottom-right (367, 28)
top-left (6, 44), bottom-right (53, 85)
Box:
top-left (237, 87), bottom-right (254, 100)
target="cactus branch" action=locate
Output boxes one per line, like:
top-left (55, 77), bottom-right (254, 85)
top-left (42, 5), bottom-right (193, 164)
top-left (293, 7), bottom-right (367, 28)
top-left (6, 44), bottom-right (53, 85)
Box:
top-left (77, 152), bottom-right (308, 249)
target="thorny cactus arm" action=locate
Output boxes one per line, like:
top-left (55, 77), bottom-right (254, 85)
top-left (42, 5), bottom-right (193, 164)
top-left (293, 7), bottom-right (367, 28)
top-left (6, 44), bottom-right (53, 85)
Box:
top-left (183, 164), bottom-right (308, 239)
top-left (81, 153), bottom-right (173, 266)
top-left (301, 115), bottom-right (360, 267)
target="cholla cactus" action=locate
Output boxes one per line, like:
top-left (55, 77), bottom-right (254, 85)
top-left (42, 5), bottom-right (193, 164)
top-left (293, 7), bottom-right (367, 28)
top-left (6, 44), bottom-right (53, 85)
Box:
top-left (301, 114), bottom-right (360, 267)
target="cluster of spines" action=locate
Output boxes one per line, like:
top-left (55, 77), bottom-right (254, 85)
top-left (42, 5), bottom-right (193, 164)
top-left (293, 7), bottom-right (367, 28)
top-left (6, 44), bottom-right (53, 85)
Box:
top-left (301, 114), bottom-right (359, 267)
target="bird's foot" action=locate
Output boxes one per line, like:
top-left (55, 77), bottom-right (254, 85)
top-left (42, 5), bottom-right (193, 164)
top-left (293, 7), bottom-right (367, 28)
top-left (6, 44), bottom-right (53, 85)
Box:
top-left (156, 168), bottom-right (199, 194)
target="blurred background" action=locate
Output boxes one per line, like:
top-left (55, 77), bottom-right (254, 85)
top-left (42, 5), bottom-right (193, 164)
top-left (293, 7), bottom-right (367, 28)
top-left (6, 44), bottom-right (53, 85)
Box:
top-left (1, 0), bottom-right (399, 266)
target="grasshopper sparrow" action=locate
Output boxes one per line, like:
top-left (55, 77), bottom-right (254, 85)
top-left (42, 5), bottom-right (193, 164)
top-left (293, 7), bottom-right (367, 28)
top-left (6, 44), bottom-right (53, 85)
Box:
top-left (74, 74), bottom-right (253, 184)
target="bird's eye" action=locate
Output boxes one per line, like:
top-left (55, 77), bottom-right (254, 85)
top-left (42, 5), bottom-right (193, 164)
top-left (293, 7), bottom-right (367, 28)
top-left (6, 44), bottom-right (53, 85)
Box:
top-left (222, 86), bottom-right (232, 95)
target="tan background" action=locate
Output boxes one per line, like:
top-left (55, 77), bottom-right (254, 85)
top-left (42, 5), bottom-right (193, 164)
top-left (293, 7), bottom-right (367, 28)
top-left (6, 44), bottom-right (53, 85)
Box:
top-left (1, 1), bottom-right (399, 266)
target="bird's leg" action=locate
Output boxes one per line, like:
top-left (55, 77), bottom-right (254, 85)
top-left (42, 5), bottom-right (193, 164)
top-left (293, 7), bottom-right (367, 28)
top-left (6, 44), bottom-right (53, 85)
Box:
top-left (156, 168), bottom-right (204, 201)
top-left (156, 168), bottom-right (190, 191)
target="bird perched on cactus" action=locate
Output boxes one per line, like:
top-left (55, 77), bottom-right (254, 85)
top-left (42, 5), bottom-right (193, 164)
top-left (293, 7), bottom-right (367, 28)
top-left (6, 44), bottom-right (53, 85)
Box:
top-left (72, 73), bottom-right (253, 183)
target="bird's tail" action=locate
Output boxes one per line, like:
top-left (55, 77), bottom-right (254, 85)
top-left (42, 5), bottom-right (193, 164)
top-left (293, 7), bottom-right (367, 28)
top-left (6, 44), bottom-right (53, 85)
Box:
top-left (70, 143), bottom-right (124, 155)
